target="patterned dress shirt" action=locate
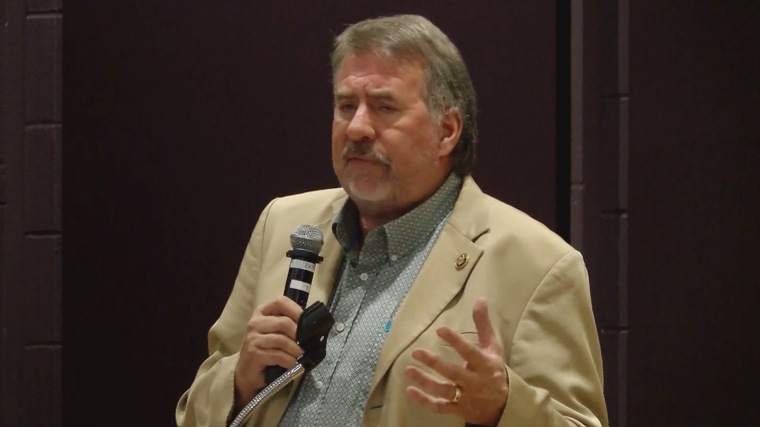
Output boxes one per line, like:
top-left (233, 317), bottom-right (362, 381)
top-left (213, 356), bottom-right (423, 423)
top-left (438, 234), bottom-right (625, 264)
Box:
top-left (278, 173), bottom-right (462, 427)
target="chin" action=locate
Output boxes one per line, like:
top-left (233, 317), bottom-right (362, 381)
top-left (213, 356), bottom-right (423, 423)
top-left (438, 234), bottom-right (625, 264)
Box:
top-left (345, 179), bottom-right (391, 204)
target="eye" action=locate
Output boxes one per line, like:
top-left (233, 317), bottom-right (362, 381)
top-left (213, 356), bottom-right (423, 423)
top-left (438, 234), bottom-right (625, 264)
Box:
top-left (377, 105), bottom-right (397, 113)
top-left (337, 103), bottom-right (357, 113)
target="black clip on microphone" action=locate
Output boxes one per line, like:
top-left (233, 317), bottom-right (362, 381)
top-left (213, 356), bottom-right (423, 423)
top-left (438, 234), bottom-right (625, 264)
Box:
top-left (293, 301), bottom-right (335, 370)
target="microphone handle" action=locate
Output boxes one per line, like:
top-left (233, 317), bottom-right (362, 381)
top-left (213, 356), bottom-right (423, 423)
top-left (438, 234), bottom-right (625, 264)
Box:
top-left (282, 259), bottom-right (315, 307)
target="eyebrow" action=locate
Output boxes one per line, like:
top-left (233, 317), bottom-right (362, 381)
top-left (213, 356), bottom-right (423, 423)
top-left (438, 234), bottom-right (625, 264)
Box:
top-left (334, 88), bottom-right (397, 101)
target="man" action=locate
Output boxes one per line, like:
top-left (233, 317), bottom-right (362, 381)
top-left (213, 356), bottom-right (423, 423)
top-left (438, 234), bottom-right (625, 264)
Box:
top-left (177, 14), bottom-right (607, 427)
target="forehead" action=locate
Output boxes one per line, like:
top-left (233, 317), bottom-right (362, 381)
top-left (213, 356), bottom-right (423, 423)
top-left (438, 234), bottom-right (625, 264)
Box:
top-left (334, 52), bottom-right (425, 93)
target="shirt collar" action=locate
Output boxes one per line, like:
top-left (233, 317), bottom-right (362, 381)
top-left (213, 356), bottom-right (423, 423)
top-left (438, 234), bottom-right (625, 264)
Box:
top-left (332, 173), bottom-right (462, 260)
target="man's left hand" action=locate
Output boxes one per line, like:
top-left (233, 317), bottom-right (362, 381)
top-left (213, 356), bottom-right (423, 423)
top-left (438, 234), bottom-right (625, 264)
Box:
top-left (404, 297), bottom-right (509, 426)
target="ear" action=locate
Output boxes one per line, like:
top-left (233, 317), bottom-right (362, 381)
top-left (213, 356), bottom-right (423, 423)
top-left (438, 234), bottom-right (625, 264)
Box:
top-left (438, 108), bottom-right (463, 156)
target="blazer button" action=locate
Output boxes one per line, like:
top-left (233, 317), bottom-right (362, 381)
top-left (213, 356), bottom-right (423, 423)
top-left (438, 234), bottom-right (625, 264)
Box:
top-left (455, 253), bottom-right (469, 270)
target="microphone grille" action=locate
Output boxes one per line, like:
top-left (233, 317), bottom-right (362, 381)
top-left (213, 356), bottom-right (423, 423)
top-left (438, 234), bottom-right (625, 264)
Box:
top-left (290, 224), bottom-right (324, 254)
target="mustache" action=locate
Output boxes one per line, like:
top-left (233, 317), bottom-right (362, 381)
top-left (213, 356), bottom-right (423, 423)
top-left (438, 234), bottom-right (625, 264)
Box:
top-left (342, 141), bottom-right (390, 165)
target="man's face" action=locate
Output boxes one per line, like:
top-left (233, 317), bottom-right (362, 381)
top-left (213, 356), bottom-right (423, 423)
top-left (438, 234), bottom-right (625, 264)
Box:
top-left (332, 51), bottom-right (458, 220)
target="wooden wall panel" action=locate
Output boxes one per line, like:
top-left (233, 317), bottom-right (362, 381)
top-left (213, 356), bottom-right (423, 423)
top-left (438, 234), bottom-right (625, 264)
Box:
top-left (570, 1), bottom-right (629, 424)
top-left (627, 1), bottom-right (760, 425)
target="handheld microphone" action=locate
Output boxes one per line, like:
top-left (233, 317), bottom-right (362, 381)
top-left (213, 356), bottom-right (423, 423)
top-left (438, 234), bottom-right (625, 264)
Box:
top-left (282, 225), bottom-right (324, 307)
top-left (265, 224), bottom-right (324, 384)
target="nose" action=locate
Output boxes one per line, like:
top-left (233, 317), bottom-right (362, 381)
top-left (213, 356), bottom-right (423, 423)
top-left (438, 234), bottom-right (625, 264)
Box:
top-left (346, 104), bottom-right (376, 142)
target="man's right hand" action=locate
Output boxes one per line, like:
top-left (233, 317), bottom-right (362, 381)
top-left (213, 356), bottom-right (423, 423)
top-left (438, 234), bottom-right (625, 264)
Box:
top-left (234, 296), bottom-right (304, 409)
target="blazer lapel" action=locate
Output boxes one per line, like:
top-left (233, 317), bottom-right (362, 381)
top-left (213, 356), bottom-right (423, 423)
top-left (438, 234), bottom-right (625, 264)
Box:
top-left (369, 224), bottom-right (484, 392)
top-left (368, 176), bottom-right (490, 395)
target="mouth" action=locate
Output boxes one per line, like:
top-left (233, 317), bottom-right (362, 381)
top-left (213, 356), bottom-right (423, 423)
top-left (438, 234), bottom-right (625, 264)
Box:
top-left (347, 155), bottom-right (376, 163)
top-left (345, 152), bottom-right (390, 166)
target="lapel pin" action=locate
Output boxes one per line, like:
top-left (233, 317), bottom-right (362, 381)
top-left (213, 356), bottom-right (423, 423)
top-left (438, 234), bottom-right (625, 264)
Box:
top-left (455, 253), bottom-right (469, 270)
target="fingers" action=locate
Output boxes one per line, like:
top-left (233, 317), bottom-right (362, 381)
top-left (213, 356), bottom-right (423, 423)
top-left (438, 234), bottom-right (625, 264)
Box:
top-left (252, 296), bottom-right (304, 339)
top-left (410, 348), bottom-right (474, 385)
top-left (404, 365), bottom-right (460, 402)
top-left (258, 295), bottom-right (304, 322)
top-left (249, 311), bottom-right (298, 340)
top-left (434, 327), bottom-right (493, 370)
top-left (404, 365), bottom-right (462, 418)
top-left (234, 296), bottom-right (305, 401)
top-left (245, 296), bottom-right (304, 358)
top-left (405, 385), bottom-right (456, 415)
top-left (243, 331), bottom-right (303, 361)
top-left (404, 298), bottom-right (509, 425)
top-left (472, 297), bottom-right (496, 349)
top-left (433, 298), bottom-right (501, 368)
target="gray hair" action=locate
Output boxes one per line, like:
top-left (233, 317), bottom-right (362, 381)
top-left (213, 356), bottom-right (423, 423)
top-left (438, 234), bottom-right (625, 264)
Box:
top-left (331, 15), bottom-right (478, 176)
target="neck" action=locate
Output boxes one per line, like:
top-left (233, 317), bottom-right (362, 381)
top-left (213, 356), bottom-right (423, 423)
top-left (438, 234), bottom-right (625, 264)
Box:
top-left (358, 215), bottom-right (389, 239)
top-left (353, 173), bottom-right (454, 239)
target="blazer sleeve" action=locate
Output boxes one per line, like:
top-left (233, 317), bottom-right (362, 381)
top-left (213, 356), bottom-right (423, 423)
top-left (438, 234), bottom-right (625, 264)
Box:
top-left (176, 199), bottom-right (277, 427)
top-left (497, 251), bottom-right (608, 427)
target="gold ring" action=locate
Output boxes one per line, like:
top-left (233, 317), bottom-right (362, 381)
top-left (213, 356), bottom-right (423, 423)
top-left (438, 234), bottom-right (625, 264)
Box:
top-left (451, 385), bottom-right (462, 403)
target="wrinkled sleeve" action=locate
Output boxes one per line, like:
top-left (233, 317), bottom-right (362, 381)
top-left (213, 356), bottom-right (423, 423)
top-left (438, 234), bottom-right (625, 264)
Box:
top-left (176, 199), bottom-right (277, 427)
top-left (497, 251), bottom-right (608, 427)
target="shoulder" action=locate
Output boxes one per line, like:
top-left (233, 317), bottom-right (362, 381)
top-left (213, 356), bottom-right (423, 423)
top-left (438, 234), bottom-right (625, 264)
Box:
top-left (254, 187), bottom-right (347, 239)
top-left (453, 176), bottom-right (577, 270)
top-left (267, 187), bottom-right (347, 214)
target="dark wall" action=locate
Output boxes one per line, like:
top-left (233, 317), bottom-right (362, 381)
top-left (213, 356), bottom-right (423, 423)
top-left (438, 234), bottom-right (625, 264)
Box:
top-left (568, 1), bottom-right (630, 424)
top-left (627, 1), bottom-right (760, 425)
top-left (0, 0), bottom-right (62, 425)
top-left (62, 2), bottom-right (559, 426)
top-left (3, 1), bottom-right (750, 426)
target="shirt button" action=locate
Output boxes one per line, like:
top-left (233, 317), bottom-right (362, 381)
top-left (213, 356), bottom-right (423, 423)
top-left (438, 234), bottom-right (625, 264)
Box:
top-left (390, 254), bottom-right (398, 262)
top-left (314, 380), bottom-right (324, 389)
top-left (359, 272), bottom-right (369, 281)
top-left (335, 322), bottom-right (345, 332)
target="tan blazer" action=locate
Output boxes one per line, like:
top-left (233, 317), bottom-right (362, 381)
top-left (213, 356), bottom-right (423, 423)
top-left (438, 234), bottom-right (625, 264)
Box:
top-left (176, 176), bottom-right (608, 427)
